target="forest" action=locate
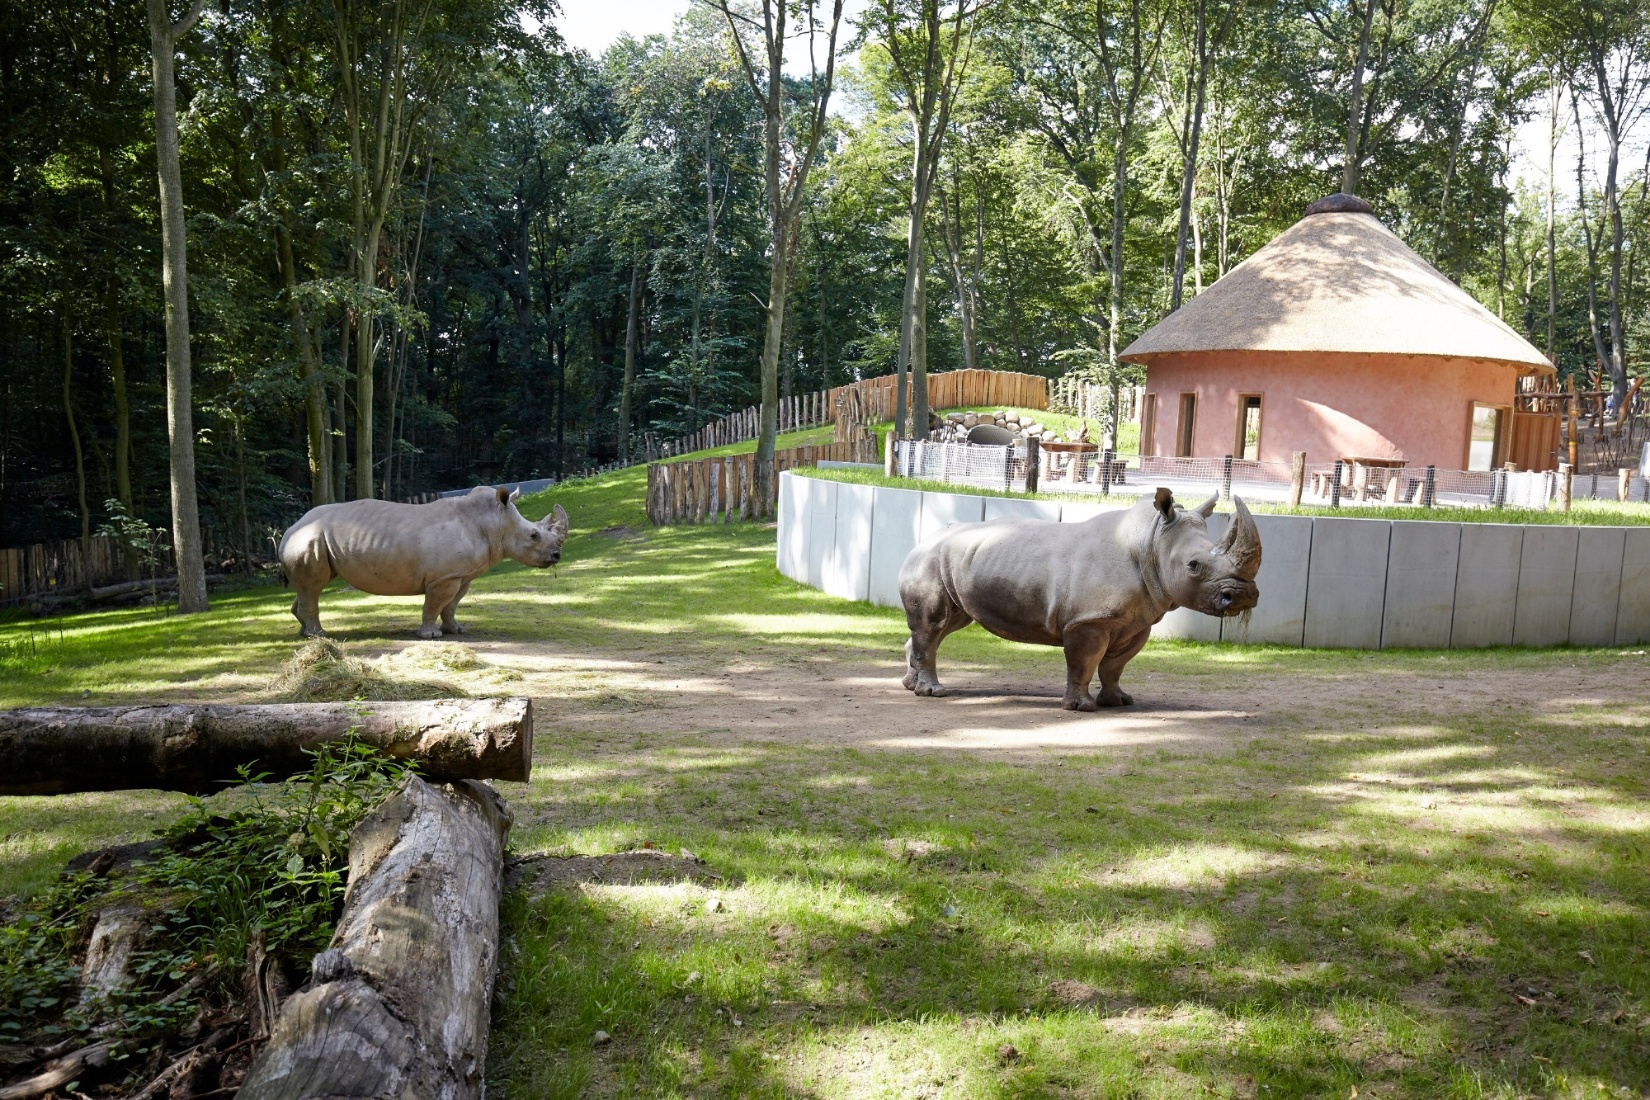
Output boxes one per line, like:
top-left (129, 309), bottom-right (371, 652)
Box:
top-left (0, 0), bottom-right (1646, 586)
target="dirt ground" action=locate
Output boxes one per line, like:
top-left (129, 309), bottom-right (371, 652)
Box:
top-left (411, 638), bottom-right (1650, 759)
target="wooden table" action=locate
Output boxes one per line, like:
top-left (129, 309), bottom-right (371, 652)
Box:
top-left (1339, 456), bottom-right (1405, 502)
top-left (1038, 441), bottom-right (1100, 483)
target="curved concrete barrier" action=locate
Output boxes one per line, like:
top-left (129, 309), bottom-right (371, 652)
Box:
top-left (775, 471), bottom-right (1650, 649)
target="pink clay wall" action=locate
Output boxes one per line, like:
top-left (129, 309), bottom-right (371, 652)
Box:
top-left (1140, 351), bottom-right (1520, 469)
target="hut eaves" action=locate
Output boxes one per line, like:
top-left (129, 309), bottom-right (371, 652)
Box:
top-left (1120, 200), bottom-right (1554, 374)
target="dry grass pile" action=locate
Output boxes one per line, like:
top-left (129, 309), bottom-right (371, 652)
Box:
top-left (267, 638), bottom-right (471, 701)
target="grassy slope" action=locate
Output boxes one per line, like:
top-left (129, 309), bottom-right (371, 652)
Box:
top-left (0, 463), bottom-right (1645, 1097)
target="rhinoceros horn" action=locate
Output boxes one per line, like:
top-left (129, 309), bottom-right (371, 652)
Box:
top-left (1215, 497), bottom-right (1262, 579)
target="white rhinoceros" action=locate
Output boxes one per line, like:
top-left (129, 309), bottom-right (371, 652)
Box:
top-left (277, 486), bottom-right (569, 639)
top-left (898, 488), bottom-right (1261, 709)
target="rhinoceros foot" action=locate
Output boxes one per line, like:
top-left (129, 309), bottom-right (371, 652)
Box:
top-left (1097, 687), bottom-right (1133, 707)
top-left (416, 625), bottom-right (444, 640)
top-left (300, 627), bottom-right (328, 639)
top-left (909, 673), bottom-right (948, 697)
top-left (1061, 691), bottom-right (1099, 712)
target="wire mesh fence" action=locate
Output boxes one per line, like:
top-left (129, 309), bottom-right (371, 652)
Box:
top-left (891, 441), bottom-right (1650, 512)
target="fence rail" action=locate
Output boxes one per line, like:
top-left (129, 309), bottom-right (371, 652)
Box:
top-left (646, 438), bottom-right (878, 525)
top-left (890, 441), bottom-right (1650, 513)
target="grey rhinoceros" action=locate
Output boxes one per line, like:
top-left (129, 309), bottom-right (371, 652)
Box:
top-left (898, 488), bottom-right (1261, 709)
top-left (278, 486), bottom-right (568, 639)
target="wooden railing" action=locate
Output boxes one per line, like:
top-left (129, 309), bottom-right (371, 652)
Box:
top-left (646, 437), bottom-right (878, 525)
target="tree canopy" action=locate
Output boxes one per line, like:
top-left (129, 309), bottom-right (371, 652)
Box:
top-left (1, 0), bottom-right (1645, 554)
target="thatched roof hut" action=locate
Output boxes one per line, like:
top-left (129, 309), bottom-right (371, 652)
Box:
top-left (1121, 194), bottom-right (1557, 471)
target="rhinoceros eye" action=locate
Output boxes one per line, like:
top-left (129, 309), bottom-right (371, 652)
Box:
top-left (1187, 559), bottom-right (1202, 574)
top-left (529, 531), bottom-right (540, 540)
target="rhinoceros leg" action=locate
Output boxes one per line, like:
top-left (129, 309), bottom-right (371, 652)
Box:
top-left (283, 551), bottom-right (332, 638)
top-left (1094, 627), bottom-right (1150, 706)
top-left (419, 578), bottom-right (465, 639)
top-left (902, 598), bottom-right (972, 697)
top-left (440, 579), bottom-right (472, 635)
top-left (1060, 623), bottom-right (1112, 711)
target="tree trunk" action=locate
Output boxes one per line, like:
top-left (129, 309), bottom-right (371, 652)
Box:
top-left (335, 314), bottom-right (351, 499)
top-left (0, 698), bottom-right (533, 796)
top-left (279, 223), bottom-right (331, 505)
top-left (1573, 95), bottom-right (1611, 380)
top-left (237, 776), bottom-right (510, 1100)
top-left (1170, 0), bottom-right (1209, 312)
top-left (1592, 61), bottom-right (1628, 406)
top-left (621, 259), bottom-right (642, 464)
top-left (62, 314), bottom-right (91, 585)
top-left (146, 0), bottom-right (210, 614)
top-left (354, 225), bottom-right (381, 500)
top-left (1107, 140), bottom-right (1127, 450)
top-left (1545, 72), bottom-right (1558, 364)
top-left (1340, 0), bottom-right (1376, 196)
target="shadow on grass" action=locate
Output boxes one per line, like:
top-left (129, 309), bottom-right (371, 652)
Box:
top-left (490, 705), bottom-right (1649, 1098)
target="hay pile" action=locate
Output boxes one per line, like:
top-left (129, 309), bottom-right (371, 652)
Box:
top-left (268, 638), bottom-right (471, 702)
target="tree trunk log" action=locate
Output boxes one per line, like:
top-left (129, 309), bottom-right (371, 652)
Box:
top-left (0, 698), bottom-right (532, 795)
top-left (237, 777), bottom-right (510, 1100)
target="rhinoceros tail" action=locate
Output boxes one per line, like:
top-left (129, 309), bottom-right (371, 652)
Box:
top-left (278, 563), bottom-right (289, 588)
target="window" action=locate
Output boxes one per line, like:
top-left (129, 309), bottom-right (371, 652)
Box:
top-left (1140, 393), bottom-right (1158, 456)
top-left (1235, 394), bottom-right (1262, 461)
top-left (1468, 404), bottom-right (1506, 471)
top-left (1176, 393), bottom-right (1197, 457)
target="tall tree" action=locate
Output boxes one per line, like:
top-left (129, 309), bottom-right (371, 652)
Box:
top-left (702, 0), bottom-right (845, 501)
top-left (146, 0), bottom-right (211, 613)
top-left (869, 0), bottom-right (984, 439)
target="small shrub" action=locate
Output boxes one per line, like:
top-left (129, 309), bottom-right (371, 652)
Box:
top-left (0, 739), bottom-right (415, 1064)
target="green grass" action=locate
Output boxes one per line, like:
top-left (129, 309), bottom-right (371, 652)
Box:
top-left (797, 466), bottom-right (1650, 526)
top-left (1, 465), bottom-right (1647, 1097)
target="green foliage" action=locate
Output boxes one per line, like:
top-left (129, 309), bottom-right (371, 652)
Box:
top-left (0, 739), bottom-right (414, 1052)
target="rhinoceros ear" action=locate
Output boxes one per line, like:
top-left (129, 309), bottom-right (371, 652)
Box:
top-left (1153, 487), bottom-right (1176, 520)
top-left (495, 486), bottom-right (511, 506)
top-left (1194, 494), bottom-right (1218, 518)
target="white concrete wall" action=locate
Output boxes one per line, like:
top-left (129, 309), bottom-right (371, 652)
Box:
top-left (774, 472), bottom-right (1649, 650)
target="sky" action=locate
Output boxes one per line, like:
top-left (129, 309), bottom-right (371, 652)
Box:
top-left (556, 0), bottom-right (692, 54)
top-left (553, 1), bottom-right (1634, 213)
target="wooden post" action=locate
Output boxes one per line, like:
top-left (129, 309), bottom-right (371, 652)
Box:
top-left (1289, 451), bottom-right (1306, 507)
top-left (1423, 465), bottom-right (1436, 508)
top-left (1221, 454), bottom-right (1234, 500)
top-left (1385, 475), bottom-right (1400, 503)
top-left (1330, 460), bottom-right (1343, 508)
top-left (1620, 467), bottom-right (1633, 502)
top-left (1025, 437), bottom-right (1040, 493)
top-left (1556, 462), bottom-right (1572, 512)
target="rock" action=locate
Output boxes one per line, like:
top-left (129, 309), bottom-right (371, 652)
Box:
top-left (963, 413), bottom-right (979, 428)
top-left (1003, 412), bottom-right (1019, 424)
top-left (592, 1030), bottom-right (611, 1046)
top-left (947, 412), bottom-right (966, 423)
top-left (996, 1043), bottom-right (1019, 1065)
top-left (680, 848), bottom-right (698, 863)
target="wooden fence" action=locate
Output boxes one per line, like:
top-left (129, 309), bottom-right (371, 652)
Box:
top-left (826, 369), bottom-right (1048, 426)
top-left (648, 369), bottom-right (1052, 463)
top-left (646, 437), bottom-right (878, 525)
top-left (0, 534), bottom-right (172, 604)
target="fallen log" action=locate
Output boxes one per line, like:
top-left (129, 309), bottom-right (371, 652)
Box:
top-left (0, 698), bottom-right (532, 796)
top-left (237, 777), bottom-right (511, 1100)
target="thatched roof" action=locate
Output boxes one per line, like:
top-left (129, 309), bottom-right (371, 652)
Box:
top-left (1121, 195), bottom-right (1554, 374)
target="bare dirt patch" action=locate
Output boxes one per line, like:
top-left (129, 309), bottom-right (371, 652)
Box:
top-left (461, 641), bottom-right (1647, 760)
